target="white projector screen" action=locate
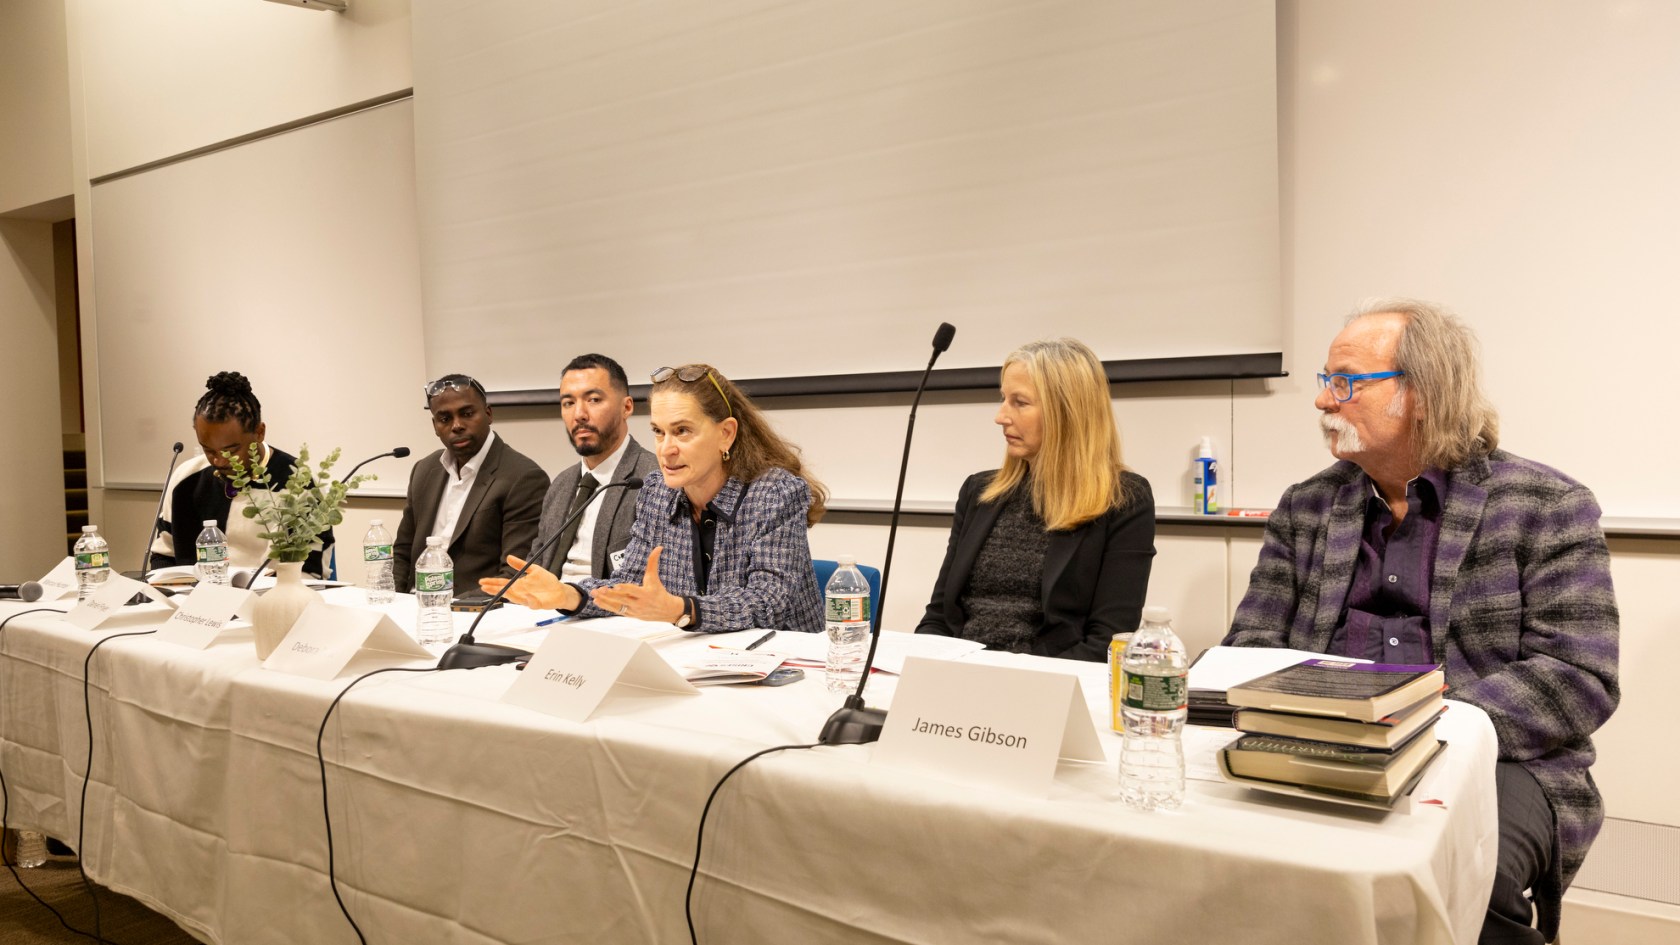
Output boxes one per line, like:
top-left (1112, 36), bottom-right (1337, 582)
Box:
top-left (92, 100), bottom-right (427, 492)
top-left (411, 0), bottom-right (1281, 392)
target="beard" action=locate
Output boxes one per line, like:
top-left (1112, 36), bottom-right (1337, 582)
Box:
top-left (568, 422), bottom-right (615, 458)
top-left (1319, 413), bottom-right (1363, 454)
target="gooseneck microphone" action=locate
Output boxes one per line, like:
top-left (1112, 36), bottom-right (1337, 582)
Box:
top-left (138, 442), bottom-right (186, 578)
top-left (820, 322), bottom-right (956, 746)
top-left (437, 477), bottom-right (644, 671)
top-left (342, 446), bottom-right (411, 484)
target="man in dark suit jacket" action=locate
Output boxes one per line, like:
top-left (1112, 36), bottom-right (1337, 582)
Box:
top-left (530, 354), bottom-right (659, 581)
top-left (393, 374), bottom-right (549, 593)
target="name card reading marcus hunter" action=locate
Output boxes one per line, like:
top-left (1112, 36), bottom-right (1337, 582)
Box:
top-left (874, 656), bottom-right (1103, 797)
top-left (502, 624), bottom-right (697, 723)
top-left (35, 557), bottom-right (79, 602)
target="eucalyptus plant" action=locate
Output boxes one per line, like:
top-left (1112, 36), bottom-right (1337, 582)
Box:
top-left (224, 444), bottom-right (371, 563)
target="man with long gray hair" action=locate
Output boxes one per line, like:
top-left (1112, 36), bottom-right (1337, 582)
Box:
top-left (1225, 298), bottom-right (1619, 944)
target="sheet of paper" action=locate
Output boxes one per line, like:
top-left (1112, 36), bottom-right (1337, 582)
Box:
top-left (1188, 645), bottom-right (1369, 692)
top-left (753, 629), bottom-right (985, 674)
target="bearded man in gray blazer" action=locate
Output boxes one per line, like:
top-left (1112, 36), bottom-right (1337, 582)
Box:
top-left (530, 354), bottom-right (659, 581)
top-left (393, 374), bottom-right (549, 593)
top-left (1226, 300), bottom-right (1618, 945)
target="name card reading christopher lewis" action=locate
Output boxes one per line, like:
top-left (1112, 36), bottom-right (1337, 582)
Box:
top-left (502, 624), bottom-right (697, 723)
top-left (874, 656), bottom-right (1103, 797)
top-left (156, 584), bottom-right (255, 649)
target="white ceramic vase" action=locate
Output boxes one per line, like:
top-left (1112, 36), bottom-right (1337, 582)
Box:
top-left (252, 560), bottom-right (321, 660)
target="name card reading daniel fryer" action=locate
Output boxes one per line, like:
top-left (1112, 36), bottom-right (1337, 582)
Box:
top-left (873, 656), bottom-right (1103, 796)
top-left (64, 574), bottom-right (175, 631)
top-left (502, 624), bottom-right (697, 723)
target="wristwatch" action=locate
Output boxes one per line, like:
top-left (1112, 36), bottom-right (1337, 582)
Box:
top-left (674, 596), bottom-right (695, 629)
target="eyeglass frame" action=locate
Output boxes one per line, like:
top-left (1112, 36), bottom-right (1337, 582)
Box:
top-left (422, 374), bottom-right (487, 405)
top-left (651, 366), bottom-right (733, 419)
top-left (1315, 370), bottom-right (1405, 403)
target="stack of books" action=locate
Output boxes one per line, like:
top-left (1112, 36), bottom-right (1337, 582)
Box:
top-left (1216, 659), bottom-right (1448, 809)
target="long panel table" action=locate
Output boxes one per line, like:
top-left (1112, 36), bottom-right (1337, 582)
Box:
top-left (0, 595), bottom-right (1498, 944)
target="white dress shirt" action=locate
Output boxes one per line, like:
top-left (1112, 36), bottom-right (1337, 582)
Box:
top-left (429, 429), bottom-right (498, 546)
top-left (558, 435), bottom-right (630, 583)
top-left (150, 447), bottom-right (276, 570)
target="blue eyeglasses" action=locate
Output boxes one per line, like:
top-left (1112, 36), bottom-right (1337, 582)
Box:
top-left (1316, 370), bottom-right (1404, 403)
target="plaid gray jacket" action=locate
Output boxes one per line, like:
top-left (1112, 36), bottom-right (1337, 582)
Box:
top-left (575, 467), bottom-right (822, 633)
top-left (1226, 449), bottom-right (1619, 903)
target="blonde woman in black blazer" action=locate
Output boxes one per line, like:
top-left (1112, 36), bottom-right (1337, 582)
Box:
top-left (915, 339), bottom-right (1155, 662)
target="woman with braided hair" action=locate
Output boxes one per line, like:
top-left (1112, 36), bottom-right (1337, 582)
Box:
top-left (148, 372), bottom-right (334, 577)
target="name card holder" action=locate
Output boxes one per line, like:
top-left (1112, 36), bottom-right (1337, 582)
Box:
top-left (156, 584), bottom-right (256, 649)
top-left (502, 625), bottom-right (698, 723)
top-left (262, 601), bottom-right (433, 680)
top-left (35, 557), bottom-right (79, 601)
top-left (873, 656), bottom-right (1104, 797)
top-left (65, 574), bottom-right (176, 632)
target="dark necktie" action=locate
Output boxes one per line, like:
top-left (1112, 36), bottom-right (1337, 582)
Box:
top-left (548, 472), bottom-right (599, 575)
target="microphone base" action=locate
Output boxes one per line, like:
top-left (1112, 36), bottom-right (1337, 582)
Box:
top-left (437, 641), bottom-right (532, 671)
top-left (818, 702), bottom-right (888, 746)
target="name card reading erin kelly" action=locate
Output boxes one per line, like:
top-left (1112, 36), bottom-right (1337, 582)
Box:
top-left (502, 624), bottom-right (697, 723)
top-left (873, 656), bottom-right (1104, 797)
top-left (156, 584), bottom-right (255, 649)
top-left (35, 557), bottom-right (80, 601)
top-left (64, 573), bottom-right (176, 631)
top-left (262, 601), bottom-right (433, 679)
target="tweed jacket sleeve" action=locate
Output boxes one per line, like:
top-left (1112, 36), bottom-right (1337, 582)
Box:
top-left (573, 468), bottom-right (823, 633)
top-left (1225, 451), bottom-right (1619, 894)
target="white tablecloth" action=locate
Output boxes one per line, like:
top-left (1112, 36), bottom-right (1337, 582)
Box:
top-left (0, 595), bottom-right (1498, 944)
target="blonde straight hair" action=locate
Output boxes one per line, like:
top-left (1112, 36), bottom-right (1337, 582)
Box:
top-left (980, 339), bottom-right (1130, 530)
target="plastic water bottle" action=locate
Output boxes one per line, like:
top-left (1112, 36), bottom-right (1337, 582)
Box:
top-left (195, 520), bottom-right (229, 586)
top-left (12, 829), bottom-right (47, 868)
top-left (73, 525), bottom-right (110, 601)
top-left (414, 536), bottom-right (454, 647)
top-left (1193, 436), bottom-right (1219, 514)
top-left (824, 556), bottom-right (871, 693)
top-left (362, 519), bottom-right (395, 605)
top-left (1119, 605), bottom-right (1188, 810)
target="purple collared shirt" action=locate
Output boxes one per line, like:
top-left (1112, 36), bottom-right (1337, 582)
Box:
top-left (1327, 468), bottom-right (1447, 664)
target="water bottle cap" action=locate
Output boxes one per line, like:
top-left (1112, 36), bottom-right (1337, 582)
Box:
top-left (203, 519), bottom-right (217, 527)
top-left (369, 519), bottom-right (383, 526)
top-left (1142, 605), bottom-right (1172, 623)
top-left (426, 536), bottom-right (443, 546)
top-left (837, 554), bottom-right (856, 567)
top-left (82, 525), bottom-right (97, 533)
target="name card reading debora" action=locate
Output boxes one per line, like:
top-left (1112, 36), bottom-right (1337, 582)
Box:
top-left (262, 601), bottom-right (432, 679)
top-left (36, 557), bottom-right (79, 601)
top-left (874, 656), bottom-right (1103, 797)
top-left (502, 624), bottom-right (697, 723)
top-left (64, 573), bottom-right (175, 631)
top-left (156, 584), bottom-right (255, 649)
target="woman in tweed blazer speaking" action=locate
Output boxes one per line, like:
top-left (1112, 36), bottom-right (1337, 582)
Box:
top-left (483, 363), bottom-right (827, 634)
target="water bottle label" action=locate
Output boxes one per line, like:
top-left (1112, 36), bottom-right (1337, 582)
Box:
top-left (76, 551), bottom-right (109, 571)
top-left (825, 594), bottom-right (869, 622)
top-left (197, 545), bottom-right (228, 563)
top-left (1122, 671), bottom-right (1187, 711)
top-left (415, 569), bottom-right (453, 593)
top-left (364, 544), bottom-right (393, 562)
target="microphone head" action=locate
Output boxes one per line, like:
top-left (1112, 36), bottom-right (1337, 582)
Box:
top-left (171, 441), bottom-right (184, 453)
top-left (392, 446), bottom-right (412, 458)
top-left (19, 581), bottom-right (43, 602)
top-left (932, 323), bottom-right (956, 353)
top-left (621, 477), bottom-right (645, 489)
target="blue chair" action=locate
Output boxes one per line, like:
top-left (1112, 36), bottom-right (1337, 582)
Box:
top-left (812, 559), bottom-right (883, 623)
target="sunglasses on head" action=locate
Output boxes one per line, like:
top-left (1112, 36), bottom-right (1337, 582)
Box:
top-left (652, 366), bottom-right (733, 418)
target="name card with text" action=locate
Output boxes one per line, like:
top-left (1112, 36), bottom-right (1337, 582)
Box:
top-left (262, 601), bottom-right (433, 679)
top-left (156, 585), bottom-right (255, 649)
top-left (35, 557), bottom-right (79, 601)
top-left (64, 574), bottom-right (175, 631)
top-left (874, 656), bottom-right (1104, 797)
top-left (502, 625), bottom-right (698, 722)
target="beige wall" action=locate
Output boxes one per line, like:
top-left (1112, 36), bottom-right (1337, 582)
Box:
top-left (0, 220), bottom-right (70, 577)
top-left (0, 0), bottom-right (71, 213)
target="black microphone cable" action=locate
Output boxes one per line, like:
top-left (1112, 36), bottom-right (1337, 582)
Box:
top-left (683, 741), bottom-right (819, 945)
top-left (315, 664), bottom-right (440, 945)
top-left (0, 607), bottom-right (124, 944)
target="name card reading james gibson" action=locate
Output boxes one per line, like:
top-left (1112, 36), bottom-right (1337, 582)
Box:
top-left (875, 657), bottom-right (1103, 796)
